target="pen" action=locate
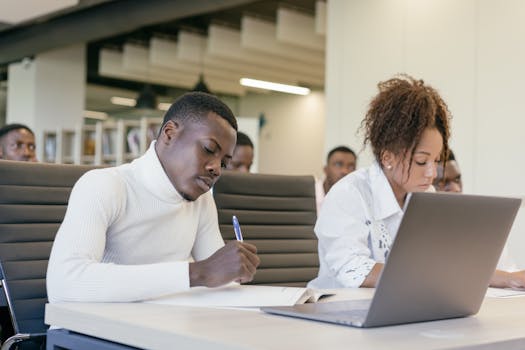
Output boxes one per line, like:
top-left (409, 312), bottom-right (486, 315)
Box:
top-left (232, 215), bottom-right (243, 242)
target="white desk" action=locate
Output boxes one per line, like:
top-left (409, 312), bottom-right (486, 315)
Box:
top-left (45, 291), bottom-right (525, 350)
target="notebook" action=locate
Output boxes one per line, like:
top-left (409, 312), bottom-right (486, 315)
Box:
top-left (146, 284), bottom-right (333, 308)
top-left (262, 192), bottom-right (521, 328)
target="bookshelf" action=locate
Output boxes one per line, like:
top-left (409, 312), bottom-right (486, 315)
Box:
top-left (41, 117), bottom-right (163, 166)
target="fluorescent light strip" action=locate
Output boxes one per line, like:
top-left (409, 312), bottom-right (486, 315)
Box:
top-left (240, 78), bottom-right (310, 95)
top-left (84, 110), bottom-right (109, 120)
top-left (158, 103), bottom-right (172, 111)
top-left (110, 96), bottom-right (136, 107)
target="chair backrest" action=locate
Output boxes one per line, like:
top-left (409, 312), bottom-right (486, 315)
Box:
top-left (0, 161), bottom-right (96, 335)
top-left (213, 171), bottom-right (318, 287)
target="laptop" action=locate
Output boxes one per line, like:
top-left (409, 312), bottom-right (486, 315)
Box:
top-left (262, 192), bottom-right (521, 328)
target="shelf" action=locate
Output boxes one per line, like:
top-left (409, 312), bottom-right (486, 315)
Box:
top-left (40, 117), bottom-right (164, 166)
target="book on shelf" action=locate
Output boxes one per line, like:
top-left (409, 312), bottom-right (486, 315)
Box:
top-left (83, 132), bottom-right (96, 156)
top-left (126, 127), bottom-right (140, 156)
top-left (101, 130), bottom-right (114, 156)
top-left (44, 134), bottom-right (57, 162)
top-left (145, 284), bottom-right (334, 308)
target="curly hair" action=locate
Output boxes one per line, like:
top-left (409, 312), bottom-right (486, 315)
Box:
top-left (361, 74), bottom-right (451, 172)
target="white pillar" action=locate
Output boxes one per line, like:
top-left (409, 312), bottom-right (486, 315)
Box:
top-left (7, 44), bottom-right (85, 161)
top-left (0, 82), bottom-right (6, 126)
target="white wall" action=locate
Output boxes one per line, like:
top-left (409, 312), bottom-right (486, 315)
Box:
top-left (7, 44), bottom-right (86, 161)
top-left (239, 91), bottom-right (325, 177)
top-left (326, 0), bottom-right (525, 267)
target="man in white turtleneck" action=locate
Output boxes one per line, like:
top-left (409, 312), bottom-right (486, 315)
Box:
top-left (47, 92), bottom-right (260, 303)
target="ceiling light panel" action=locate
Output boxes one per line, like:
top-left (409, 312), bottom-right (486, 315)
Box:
top-left (241, 16), bottom-right (324, 65)
top-left (315, 0), bottom-right (327, 35)
top-left (276, 7), bottom-right (325, 51)
top-left (208, 24), bottom-right (324, 82)
top-left (100, 48), bottom-right (246, 96)
top-left (0, 0), bottom-right (78, 24)
top-left (151, 36), bottom-right (302, 86)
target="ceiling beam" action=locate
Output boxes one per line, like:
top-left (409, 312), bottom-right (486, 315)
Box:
top-left (0, 0), bottom-right (257, 65)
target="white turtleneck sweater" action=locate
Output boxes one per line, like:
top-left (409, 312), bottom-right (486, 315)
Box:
top-left (47, 142), bottom-right (224, 303)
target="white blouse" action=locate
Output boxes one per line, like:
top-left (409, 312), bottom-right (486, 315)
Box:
top-left (308, 161), bottom-right (405, 288)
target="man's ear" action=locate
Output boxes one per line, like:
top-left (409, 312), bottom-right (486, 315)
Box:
top-left (323, 164), bottom-right (328, 176)
top-left (158, 120), bottom-right (182, 145)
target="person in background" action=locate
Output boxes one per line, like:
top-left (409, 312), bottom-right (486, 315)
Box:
top-left (308, 74), bottom-right (525, 290)
top-left (315, 146), bottom-right (357, 213)
top-left (433, 149), bottom-right (462, 192)
top-left (0, 123), bottom-right (37, 162)
top-left (226, 131), bottom-right (254, 173)
top-left (47, 92), bottom-right (260, 303)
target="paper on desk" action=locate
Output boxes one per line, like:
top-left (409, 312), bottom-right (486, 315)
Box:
top-left (145, 284), bottom-right (333, 308)
top-left (485, 287), bottom-right (525, 298)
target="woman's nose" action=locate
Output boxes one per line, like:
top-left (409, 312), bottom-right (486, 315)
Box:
top-left (425, 162), bottom-right (436, 178)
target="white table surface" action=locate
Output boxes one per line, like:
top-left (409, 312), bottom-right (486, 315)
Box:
top-left (45, 288), bottom-right (525, 350)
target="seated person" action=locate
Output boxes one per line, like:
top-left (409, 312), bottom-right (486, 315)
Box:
top-left (308, 75), bottom-right (525, 290)
top-left (47, 92), bottom-right (260, 303)
top-left (315, 146), bottom-right (357, 212)
top-left (225, 131), bottom-right (254, 173)
top-left (0, 123), bottom-right (37, 162)
top-left (433, 149), bottom-right (462, 192)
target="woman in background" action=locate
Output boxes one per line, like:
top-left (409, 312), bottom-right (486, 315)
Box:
top-left (308, 74), bottom-right (525, 290)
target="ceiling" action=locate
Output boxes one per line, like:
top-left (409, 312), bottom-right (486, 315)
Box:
top-left (0, 0), bottom-right (79, 26)
top-left (0, 0), bottom-right (326, 116)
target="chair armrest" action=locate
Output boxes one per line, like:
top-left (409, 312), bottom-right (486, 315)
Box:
top-left (1, 332), bottom-right (46, 350)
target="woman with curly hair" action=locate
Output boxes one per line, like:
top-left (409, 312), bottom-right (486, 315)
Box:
top-left (308, 74), bottom-right (451, 289)
top-left (309, 74), bottom-right (525, 290)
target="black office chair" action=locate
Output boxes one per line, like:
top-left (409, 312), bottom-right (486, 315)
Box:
top-left (213, 171), bottom-right (319, 287)
top-left (0, 161), bottom-right (95, 350)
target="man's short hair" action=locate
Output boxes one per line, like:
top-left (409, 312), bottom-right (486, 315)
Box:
top-left (161, 92), bottom-right (237, 131)
top-left (0, 123), bottom-right (34, 141)
top-left (236, 131), bottom-right (253, 148)
top-left (326, 146), bottom-right (356, 163)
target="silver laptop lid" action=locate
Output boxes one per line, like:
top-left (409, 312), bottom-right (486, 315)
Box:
top-left (364, 192), bottom-right (521, 327)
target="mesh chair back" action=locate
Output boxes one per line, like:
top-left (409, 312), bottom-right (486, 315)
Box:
top-left (0, 161), bottom-right (95, 335)
top-left (213, 171), bottom-right (318, 287)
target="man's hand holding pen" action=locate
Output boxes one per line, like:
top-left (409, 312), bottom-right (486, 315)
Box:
top-left (189, 216), bottom-right (259, 287)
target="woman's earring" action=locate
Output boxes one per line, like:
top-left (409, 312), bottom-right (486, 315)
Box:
top-left (386, 164), bottom-right (392, 170)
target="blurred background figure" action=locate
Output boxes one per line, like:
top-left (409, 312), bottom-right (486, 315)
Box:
top-left (433, 150), bottom-right (462, 192)
top-left (315, 145), bottom-right (357, 212)
top-left (0, 123), bottom-right (37, 162)
top-left (226, 131), bottom-right (254, 173)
